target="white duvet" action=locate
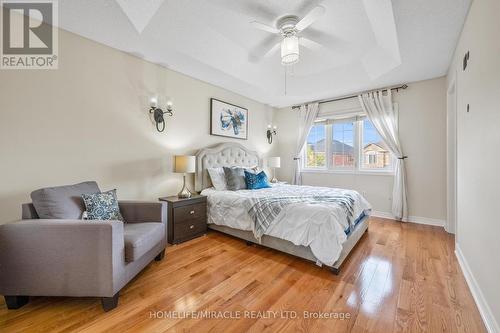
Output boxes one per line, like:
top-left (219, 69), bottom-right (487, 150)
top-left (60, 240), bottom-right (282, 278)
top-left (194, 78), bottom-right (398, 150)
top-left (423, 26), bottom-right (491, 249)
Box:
top-left (201, 183), bottom-right (371, 266)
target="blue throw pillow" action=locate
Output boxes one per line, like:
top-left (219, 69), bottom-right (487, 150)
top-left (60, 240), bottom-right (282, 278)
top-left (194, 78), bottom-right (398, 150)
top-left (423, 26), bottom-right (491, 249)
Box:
top-left (244, 170), bottom-right (271, 190)
top-left (81, 189), bottom-right (124, 221)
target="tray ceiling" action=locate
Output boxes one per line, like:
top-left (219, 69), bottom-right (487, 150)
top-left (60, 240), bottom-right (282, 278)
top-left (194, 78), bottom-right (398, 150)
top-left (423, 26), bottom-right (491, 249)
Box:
top-left (57, 0), bottom-right (471, 107)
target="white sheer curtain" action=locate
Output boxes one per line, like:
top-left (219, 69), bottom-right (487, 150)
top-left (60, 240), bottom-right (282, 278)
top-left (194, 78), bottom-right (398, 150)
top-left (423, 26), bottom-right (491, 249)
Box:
top-left (292, 103), bottom-right (320, 185)
top-left (358, 90), bottom-right (408, 220)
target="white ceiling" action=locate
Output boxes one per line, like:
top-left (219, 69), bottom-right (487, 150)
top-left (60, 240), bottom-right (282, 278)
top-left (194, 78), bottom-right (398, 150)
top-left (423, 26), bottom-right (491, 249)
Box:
top-left (58, 0), bottom-right (471, 107)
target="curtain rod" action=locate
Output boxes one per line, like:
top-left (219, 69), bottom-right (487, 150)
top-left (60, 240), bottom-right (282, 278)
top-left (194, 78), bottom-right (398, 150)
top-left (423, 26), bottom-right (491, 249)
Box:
top-left (290, 84), bottom-right (408, 110)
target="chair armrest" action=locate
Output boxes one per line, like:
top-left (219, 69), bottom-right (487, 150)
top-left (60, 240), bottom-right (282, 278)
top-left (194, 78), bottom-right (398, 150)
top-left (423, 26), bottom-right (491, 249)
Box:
top-left (119, 201), bottom-right (166, 224)
top-left (0, 219), bottom-right (125, 297)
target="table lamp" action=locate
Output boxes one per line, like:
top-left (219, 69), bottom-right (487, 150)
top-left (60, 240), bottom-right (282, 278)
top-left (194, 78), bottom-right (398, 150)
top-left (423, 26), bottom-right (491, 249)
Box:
top-left (174, 155), bottom-right (196, 198)
top-left (268, 157), bottom-right (281, 183)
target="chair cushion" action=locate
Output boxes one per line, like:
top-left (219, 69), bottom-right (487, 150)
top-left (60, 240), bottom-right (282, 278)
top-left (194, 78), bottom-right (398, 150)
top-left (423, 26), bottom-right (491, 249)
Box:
top-left (123, 223), bottom-right (165, 262)
top-left (31, 181), bottom-right (100, 219)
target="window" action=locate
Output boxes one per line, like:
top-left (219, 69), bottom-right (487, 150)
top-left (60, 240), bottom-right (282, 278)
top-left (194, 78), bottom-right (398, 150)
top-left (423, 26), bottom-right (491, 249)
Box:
top-left (305, 124), bottom-right (326, 168)
top-left (303, 117), bottom-right (393, 173)
top-left (332, 121), bottom-right (355, 168)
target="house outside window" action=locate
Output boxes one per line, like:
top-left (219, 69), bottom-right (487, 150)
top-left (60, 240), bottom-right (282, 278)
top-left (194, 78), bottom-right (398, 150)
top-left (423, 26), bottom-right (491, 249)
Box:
top-left (364, 144), bottom-right (390, 168)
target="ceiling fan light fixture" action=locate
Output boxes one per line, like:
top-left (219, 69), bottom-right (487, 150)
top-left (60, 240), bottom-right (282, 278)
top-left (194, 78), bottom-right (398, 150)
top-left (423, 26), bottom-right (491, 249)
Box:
top-left (281, 35), bottom-right (299, 65)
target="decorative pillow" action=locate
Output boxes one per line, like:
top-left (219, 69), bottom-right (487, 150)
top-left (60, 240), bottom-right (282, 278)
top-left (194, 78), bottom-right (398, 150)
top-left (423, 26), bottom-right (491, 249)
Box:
top-left (81, 189), bottom-right (124, 221)
top-left (207, 167), bottom-right (227, 190)
top-left (242, 166), bottom-right (266, 176)
top-left (244, 170), bottom-right (271, 190)
top-left (223, 166), bottom-right (247, 191)
top-left (247, 166), bottom-right (262, 173)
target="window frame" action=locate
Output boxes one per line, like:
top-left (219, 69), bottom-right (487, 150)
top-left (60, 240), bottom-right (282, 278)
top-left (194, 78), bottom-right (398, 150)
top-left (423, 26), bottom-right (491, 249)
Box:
top-left (302, 113), bottom-right (396, 176)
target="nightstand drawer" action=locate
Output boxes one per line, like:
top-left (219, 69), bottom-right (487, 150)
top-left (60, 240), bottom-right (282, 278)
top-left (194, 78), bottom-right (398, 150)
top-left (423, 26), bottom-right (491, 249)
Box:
top-left (173, 203), bottom-right (206, 223)
top-left (173, 218), bottom-right (207, 242)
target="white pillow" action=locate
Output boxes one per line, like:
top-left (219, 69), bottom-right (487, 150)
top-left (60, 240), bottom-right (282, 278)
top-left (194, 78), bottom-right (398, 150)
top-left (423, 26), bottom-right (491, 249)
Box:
top-left (247, 166), bottom-right (262, 174)
top-left (207, 167), bottom-right (227, 190)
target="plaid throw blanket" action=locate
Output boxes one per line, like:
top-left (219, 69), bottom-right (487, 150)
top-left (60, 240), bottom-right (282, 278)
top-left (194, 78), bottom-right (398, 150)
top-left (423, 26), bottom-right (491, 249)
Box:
top-left (247, 195), bottom-right (356, 239)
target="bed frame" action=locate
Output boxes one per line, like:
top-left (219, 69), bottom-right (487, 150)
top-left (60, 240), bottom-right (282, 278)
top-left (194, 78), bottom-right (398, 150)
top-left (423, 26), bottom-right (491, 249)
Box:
top-left (195, 142), bottom-right (369, 274)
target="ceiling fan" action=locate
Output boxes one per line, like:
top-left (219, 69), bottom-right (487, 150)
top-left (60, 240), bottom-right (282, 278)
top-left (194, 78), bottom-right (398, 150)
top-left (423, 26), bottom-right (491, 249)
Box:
top-left (250, 6), bottom-right (326, 66)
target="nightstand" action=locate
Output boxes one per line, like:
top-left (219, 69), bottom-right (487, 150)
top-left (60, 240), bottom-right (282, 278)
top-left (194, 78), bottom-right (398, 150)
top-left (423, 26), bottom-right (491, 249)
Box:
top-left (159, 194), bottom-right (207, 244)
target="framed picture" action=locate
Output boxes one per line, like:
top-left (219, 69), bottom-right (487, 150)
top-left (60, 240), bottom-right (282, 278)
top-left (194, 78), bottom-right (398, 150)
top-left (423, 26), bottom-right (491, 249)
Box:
top-left (210, 98), bottom-right (248, 140)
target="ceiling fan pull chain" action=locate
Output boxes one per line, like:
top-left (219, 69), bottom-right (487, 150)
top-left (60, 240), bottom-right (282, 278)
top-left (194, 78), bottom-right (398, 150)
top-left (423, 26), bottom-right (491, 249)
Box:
top-left (284, 66), bottom-right (287, 96)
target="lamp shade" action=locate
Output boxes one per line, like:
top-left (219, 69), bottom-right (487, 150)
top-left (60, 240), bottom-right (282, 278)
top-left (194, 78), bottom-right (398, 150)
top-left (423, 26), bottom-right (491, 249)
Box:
top-left (268, 157), bottom-right (281, 168)
top-left (281, 35), bottom-right (299, 65)
top-left (174, 155), bottom-right (196, 173)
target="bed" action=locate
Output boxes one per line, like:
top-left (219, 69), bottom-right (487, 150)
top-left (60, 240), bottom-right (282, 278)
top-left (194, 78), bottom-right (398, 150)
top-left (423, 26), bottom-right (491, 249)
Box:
top-left (195, 142), bottom-right (372, 274)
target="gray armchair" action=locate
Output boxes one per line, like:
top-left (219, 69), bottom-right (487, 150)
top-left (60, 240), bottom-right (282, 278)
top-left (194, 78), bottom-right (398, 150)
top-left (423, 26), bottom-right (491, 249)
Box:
top-left (0, 182), bottom-right (167, 312)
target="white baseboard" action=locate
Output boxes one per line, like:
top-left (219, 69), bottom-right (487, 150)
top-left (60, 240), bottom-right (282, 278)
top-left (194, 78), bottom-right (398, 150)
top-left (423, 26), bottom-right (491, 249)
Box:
top-left (404, 215), bottom-right (445, 227)
top-left (455, 244), bottom-right (500, 333)
top-left (371, 210), bottom-right (394, 219)
top-left (371, 210), bottom-right (445, 227)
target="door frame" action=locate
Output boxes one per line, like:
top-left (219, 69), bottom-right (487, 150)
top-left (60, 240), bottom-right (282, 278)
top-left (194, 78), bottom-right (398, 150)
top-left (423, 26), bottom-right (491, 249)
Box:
top-left (446, 76), bottom-right (457, 234)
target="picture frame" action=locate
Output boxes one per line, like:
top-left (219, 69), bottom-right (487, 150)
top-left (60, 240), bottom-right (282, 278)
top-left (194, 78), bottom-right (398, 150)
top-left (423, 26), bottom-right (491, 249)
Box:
top-left (210, 98), bottom-right (248, 140)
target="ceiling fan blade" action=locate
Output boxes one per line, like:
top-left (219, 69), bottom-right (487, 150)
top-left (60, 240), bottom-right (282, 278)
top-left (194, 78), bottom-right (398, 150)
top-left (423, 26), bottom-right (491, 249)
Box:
top-left (300, 37), bottom-right (322, 51)
top-left (250, 21), bottom-right (280, 34)
top-left (263, 42), bottom-right (281, 58)
top-left (296, 5), bottom-right (325, 31)
top-left (301, 28), bottom-right (349, 53)
top-left (248, 35), bottom-right (281, 63)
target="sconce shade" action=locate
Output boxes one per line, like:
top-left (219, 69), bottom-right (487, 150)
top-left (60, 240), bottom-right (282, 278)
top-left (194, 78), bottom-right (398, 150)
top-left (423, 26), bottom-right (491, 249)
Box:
top-left (268, 157), bottom-right (281, 168)
top-left (175, 155), bottom-right (196, 173)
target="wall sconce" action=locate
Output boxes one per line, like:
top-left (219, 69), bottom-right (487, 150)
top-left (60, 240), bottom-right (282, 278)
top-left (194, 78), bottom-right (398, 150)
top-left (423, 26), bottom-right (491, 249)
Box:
top-left (266, 124), bottom-right (277, 144)
top-left (149, 97), bottom-right (173, 132)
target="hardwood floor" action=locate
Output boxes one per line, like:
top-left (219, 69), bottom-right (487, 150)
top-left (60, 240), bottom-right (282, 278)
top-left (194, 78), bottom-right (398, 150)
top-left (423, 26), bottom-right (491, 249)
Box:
top-left (0, 217), bottom-right (486, 332)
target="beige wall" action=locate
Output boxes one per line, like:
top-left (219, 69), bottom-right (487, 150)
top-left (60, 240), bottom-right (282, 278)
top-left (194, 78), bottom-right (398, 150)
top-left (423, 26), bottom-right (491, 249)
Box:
top-left (447, 0), bottom-right (500, 330)
top-left (0, 27), bottom-right (277, 223)
top-left (274, 77), bottom-right (447, 223)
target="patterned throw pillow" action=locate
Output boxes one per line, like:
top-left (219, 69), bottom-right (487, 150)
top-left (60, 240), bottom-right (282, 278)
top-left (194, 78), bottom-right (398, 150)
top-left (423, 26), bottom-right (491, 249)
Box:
top-left (244, 170), bottom-right (271, 190)
top-left (207, 167), bottom-right (227, 191)
top-left (81, 189), bottom-right (124, 221)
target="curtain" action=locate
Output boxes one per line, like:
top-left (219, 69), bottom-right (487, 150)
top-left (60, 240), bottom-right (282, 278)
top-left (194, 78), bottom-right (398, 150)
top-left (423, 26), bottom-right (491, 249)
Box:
top-left (358, 90), bottom-right (408, 220)
top-left (292, 103), bottom-right (320, 185)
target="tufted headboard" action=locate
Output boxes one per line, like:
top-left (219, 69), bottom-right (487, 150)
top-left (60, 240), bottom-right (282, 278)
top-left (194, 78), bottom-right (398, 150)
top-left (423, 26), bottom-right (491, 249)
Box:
top-left (195, 143), bottom-right (260, 192)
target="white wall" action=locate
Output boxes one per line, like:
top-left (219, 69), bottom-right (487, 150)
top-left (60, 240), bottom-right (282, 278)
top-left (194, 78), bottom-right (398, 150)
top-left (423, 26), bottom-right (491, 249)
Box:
top-left (0, 26), bottom-right (277, 223)
top-left (274, 77), bottom-right (447, 223)
top-left (447, 0), bottom-right (500, 330)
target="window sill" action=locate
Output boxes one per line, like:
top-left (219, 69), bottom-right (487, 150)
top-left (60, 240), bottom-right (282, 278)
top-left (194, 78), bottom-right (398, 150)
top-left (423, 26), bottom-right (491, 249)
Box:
top-left (301, 169), bottom-right (394, 176)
